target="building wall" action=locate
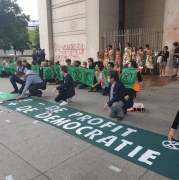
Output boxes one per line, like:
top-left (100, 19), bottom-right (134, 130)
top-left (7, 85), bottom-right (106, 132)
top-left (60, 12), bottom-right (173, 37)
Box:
top-left (125, 0), bottom-right (165, 29)
top-left (163, 0), bottom-right (179, 77)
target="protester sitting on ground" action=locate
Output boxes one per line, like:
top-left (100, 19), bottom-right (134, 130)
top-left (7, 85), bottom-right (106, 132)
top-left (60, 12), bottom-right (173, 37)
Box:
top-left (52, 65), bottom-right (75, 106)
top-left (88, 58), bottom-right (95, 69)
top-left (55, 61), bottom-right (60, 66)
top-left (88, 62), bottom-right (104, 92)
top-left (48, 60), bottom-right (53, 67)
top-left (104, 70), bottom-right (130, 121)
top-left (158, 46), bottom-right (169, 78)
top-left (16, 70), bottom-right (45, 99)
top-left (168, 111), bottom-right (179, 141)
top-left (101, 62), bottom-right (115, 96)
top-left (10, 60), bottom-right (28, 94)
top-left (77, 62), bottom-right (88, 89)
top-left (44, 60), bottom-right (48, 67)
top-left (32, 48), bottom-right (37, 63)
top-left (170, 42), bottom-right (179, 79)
top-left (23, 60), bottom-right (31, 70)
top-left (31, 61), bottom-right (37, 65)
top-left (0, 62), bottom-right (9, 78)
top-left (66, 59), bottom-right (71, 66)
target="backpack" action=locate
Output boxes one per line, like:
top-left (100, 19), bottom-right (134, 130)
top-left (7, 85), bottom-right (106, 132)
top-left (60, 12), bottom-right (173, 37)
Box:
top-left (41, 51), bottom-right (45, 58)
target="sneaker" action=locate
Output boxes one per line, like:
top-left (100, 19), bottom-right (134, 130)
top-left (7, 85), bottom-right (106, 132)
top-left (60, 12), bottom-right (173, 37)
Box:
top-left (67, 98), bottom-right (72, 102)
top-left (60, 101), bottom-right (68, 106)
top-left (117, 116), bottom-right (125, 121)
top-left (163, 75), bottom-right (165, 77)
top-left (170, 75), bottom-right (177, 79)
top-left (37, 92), bottom-right (42, 97)
top-left (159, 75), bottom-right (162, 77)
top-left (10, 90), bottom-right (18, 94)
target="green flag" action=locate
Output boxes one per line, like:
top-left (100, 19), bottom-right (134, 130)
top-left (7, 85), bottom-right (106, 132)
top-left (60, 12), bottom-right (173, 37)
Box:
top-left (9, 61), bottom-right (17, 74)
top-left (83, 68), bottom-right (95, 86)
top-left (31, 65), bottom-right (40, 76)
top-left (119, 68), bottom-right (137, 89)
top-left (67, 66), bottom-right (72, 76)
top-left (4, 66), bottom-right (10, 75)
top-left (103, 69), bottom-right (109, 87)
top-left (53, 66), bottom-right (63, 80)
top-left (71, 66), bottom-right (84, 83)
top-left (43, 67), bottom-right (55, 80)
top-left (0, 63), bottom-right (2, 75)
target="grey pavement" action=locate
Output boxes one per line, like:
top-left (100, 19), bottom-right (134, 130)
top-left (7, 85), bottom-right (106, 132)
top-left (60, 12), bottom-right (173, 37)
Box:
top-left (0, 76), bottom-right (178, 180)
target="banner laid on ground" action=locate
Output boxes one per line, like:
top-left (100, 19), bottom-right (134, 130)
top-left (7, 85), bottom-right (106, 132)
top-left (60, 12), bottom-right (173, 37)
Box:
top-left (120, 68), bottom-right (137, 89)
top-left (9, 61), bottom-right (17, 74)
top-left (31, 65), bottom-right (40, 76)
top-left (0, 91), bottom-right (17, 100)
top-left (1, 97), bottom-right (179, 180)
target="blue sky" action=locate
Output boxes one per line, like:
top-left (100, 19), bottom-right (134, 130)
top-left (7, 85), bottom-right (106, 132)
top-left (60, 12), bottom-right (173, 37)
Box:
top-left (16, 0), bottom-right (39, 20)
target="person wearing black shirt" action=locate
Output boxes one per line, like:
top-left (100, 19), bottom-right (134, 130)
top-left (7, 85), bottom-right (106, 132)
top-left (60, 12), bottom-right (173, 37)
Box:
top-left (158, 46), bottom-right (169, 77)
top-left (168, 111), bottom-right (179, 141)
top-left (23, 60), bottom-right (31, 70)
top-left (170, 42), bottom-right (179, 79)
top-left (88, 58), bottom-right (95, 69)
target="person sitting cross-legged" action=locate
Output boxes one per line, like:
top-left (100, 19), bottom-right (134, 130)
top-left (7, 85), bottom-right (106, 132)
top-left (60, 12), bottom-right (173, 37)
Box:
top-left (16, 70), bottom-right (45, 100)
top-left (52, 65), bottom-right (75, 106)
top-left (104, 70), bottom-right (130, 121)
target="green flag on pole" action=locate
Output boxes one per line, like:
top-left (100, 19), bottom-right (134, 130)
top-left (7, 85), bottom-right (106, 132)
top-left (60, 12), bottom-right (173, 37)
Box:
top-left (43, 67), bottom-right (55, 80)
top-left (83, 68), bottom-right (95, 87)
top-left (4, 66), bottom-right (10, 75)
top-left (0, 63), bottom-right (2, 75)
top-left (71, 66), bottom-right (84, 83)
top-left (31, 65), bottom-right (40, 76)
top-left (53, 66), bottom-right (63, 80)
top-left (9, 61), bottom-right (17, 74)
top-left (119, 68), bottom-right (137, 89)
top-left (103, 69), bottom-right (109, 87)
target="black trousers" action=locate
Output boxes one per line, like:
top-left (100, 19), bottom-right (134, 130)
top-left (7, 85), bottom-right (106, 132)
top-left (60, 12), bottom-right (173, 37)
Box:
top-left (29, 82), bottom-right (44, 95)
top-left (0, 71), bottom-right (9, 77)
top-left (10, 77), bottom-right (26, 94)
top-left (55, 88), bottom-right (67, 102)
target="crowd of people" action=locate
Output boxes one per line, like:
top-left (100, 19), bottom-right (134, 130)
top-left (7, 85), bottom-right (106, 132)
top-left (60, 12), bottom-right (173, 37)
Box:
top-left (0, 42), bottom-right (179, 140)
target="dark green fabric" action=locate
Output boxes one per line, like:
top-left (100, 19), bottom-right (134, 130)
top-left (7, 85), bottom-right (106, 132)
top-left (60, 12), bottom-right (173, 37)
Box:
top-left (83, 68), bottom-right (95, 87)
top-left (103, 69), bottom-right (109, 87)
top-left (2, 97), bottom-right (179, 180)
top-left (120, 68), bottom-right (137, 89)
top-left (67, 66), bottom-right (72, 76)
top-left (31, 65), bottom-right (40, 76)
top-left (4, 66), bottom-right (10, 74)
top-left (43, 67), bottom-right (55, 80)
top-left (71, 66), bottom-right (84, 83)
top-left (9, 61), bottom-right (17, 74)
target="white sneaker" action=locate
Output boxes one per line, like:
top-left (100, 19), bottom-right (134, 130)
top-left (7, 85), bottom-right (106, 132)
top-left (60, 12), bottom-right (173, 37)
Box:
top-left (67, 98), bottom-right (72, 102)
top-left (159, 75), bottom-right (162, 77)
top-left (60, 101), bottom-right (68, 106)
top-left (163, 75), bottom-right (165, 77)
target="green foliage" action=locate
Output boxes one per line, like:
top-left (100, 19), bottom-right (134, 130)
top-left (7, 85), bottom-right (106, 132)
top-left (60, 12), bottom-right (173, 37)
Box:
top-left (34, 26), bottom-right (40, 49)
top-left (0, 0), bottom-right (30, 53)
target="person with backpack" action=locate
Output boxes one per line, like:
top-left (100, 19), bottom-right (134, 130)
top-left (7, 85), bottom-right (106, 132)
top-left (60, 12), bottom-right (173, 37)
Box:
top-left (16, 70), bottom-right (46, 99)
top-left (10, 60), bottom-right (28, 94)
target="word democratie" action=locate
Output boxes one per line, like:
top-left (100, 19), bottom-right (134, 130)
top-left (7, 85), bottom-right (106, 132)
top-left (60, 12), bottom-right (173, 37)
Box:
top-left (15, 104), bottom-right (160, 166)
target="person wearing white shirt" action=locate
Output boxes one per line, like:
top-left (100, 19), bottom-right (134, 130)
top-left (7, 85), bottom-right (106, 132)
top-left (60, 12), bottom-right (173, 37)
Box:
top-left (10, 60), bottom-right (28, 94)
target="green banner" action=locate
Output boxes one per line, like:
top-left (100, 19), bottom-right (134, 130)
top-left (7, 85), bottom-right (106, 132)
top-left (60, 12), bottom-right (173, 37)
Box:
top-left (103, 69), bottom-right (109, 87)
top-left (0, 91), bottom-right (17, 100)
top-left (4, 66), bottom-right (10, 75)
top-left (83, 68), bottom-right (95, 87)
top-left (120, 68), bottom-right (137, 89)
top-left (1, 97), bottom-right (179, 180)
top-left (67, 66), bottom-right (72, 76)
top-left (43, 67), bottom-right (55, 80)
top-left (9, 61), bottom-right (17, 74)
top-left (53, 66), bottom-right (63, 80)
top-left (71, 66), bottom-right (84, 83)
top-left (0, 63), bottom-right (2, 74)
top-left (31, 65), bottom-right (40, 76)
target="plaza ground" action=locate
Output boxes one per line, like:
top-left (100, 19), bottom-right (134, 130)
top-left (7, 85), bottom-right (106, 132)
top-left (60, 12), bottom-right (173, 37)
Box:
top-left (0, 76), bottom-right (178, 180)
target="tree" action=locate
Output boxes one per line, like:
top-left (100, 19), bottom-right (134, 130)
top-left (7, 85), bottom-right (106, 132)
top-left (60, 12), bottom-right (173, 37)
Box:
top-left (34, 26), bottom-right (40, 49)
top-left (0, 0), bottom-right (30, 51)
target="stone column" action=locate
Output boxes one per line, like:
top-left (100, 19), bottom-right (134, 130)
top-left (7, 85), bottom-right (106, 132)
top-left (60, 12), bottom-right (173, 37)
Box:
top-left (163, 0), bottom-right (179, 76)
top-left (38, 0), bottom-right (54, 61)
